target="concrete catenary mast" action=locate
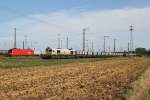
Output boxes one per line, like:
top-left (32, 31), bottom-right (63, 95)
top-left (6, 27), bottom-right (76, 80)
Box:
top-left (104, 36), bottom-right (110, 53)
top-left (83, 28), bottom-right (88, 51)
top-left (130, 25), bottom-right (134, 52)
top-left (114, 39), bottom-right (117, 52)
top-left (14, 28), bottom-right (17, 48)
top-left (66, 36), bottom-right (69, 49)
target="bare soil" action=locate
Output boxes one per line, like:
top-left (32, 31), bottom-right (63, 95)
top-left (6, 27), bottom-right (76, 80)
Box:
top-left (0, 58), bottom-right (150, 100)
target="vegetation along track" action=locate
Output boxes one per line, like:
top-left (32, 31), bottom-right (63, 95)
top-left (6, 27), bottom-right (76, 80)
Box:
top-left (0, 57), bottom-right (149, 100)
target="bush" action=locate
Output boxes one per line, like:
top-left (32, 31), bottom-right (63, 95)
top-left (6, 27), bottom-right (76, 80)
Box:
top-left (147, 50), bottom-right (150, 56)
top-left (136, 48), bottom-right (147, 56)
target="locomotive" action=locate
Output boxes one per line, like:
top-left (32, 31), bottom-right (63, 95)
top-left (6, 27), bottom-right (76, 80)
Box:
top-left (40, 47), bottom-right (129, 59)
top-left (8, 48), bottom-right (34, 56)
top-left (45, 47), bottom-right (76, 55)
top-left (41, 47), bottom-right (76, 59)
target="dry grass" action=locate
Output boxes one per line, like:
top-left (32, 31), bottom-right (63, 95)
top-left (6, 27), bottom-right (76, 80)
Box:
top-left (0, 58), bottom-right (150, 100)
top-left (126, 61), bottom-right (150, 100)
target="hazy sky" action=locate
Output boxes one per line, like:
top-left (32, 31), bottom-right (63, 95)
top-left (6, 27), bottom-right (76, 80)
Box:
top-left (0, 0), bottom-right (150, 51)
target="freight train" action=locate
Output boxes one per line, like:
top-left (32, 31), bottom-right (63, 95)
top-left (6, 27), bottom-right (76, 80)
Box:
top-left (4, 47), bottom-right (131, 58)
top-left (40, 47), bottom-right (127, 59)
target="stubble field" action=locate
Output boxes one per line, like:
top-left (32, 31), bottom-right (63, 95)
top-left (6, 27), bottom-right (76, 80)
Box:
top-left (0, 57), bottom-right (150, 100)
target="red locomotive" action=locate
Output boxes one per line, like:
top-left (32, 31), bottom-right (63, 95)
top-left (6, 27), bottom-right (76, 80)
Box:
top-left (8, 48), bottom-right (34, 56)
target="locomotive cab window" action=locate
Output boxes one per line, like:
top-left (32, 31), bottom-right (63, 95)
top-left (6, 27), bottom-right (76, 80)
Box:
top-left (71, 51), bottom-right (74, 55)
top-left (57, 50), bottom-right (61, 54)
top-left (49, 49), bottom-right (52, 52)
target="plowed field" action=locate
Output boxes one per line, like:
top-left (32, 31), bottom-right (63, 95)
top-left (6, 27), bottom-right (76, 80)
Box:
top-left (0, 58), bottom-right (150, 100)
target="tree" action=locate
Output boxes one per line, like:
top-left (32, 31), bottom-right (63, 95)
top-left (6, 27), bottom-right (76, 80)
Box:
top-left (147, 49), bottom-right (150, 56)
top-left (135, 48), bottom-right (147, 56)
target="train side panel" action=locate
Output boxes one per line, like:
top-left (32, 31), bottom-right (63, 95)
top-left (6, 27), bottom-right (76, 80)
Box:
top-left (8, 48), bottom-right (34, 56)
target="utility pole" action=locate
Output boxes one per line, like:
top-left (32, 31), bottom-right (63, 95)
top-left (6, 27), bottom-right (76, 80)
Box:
top-left (108, 37), bottom-right (111, 53)
top-left (104, 36), bottom-right (106, 53)
top-left (114, 39), bottom-right (117, 52)
top-left (66, 36), bottom-right (69, 49)
top-left (30, 40), bottom-right (33, 49)
top-left (86, 40), bottom-right (89, 51)
top-left (83, 29), bottom-right (86, 51)
top-left (104, 36), bottom-right (110, 53)
top-left (92, 41), bottom-right (94, 52)
top-left (83, 28), bottom-right (88, 51)
top-left (24, 35), bottom-right (27, 49)
top-left (128, 42), bottom-right (130, 53)
top-left (130, 25), bottom-right (134, 52)
top-left (23, 40), bottom-right (25, 49)
top-left (57, 34), bottom-right (60, 48)
top-left (61, 40), bottom-right (62, 49)
top-left (14, 28), bottom-right (17, 48)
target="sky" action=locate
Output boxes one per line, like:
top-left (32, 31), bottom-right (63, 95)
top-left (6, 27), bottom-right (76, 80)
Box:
top-left (0, 0), bottom-right (150, 51)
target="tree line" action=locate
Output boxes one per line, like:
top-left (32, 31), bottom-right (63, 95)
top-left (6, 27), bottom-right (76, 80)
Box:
top-left (135, 48), bottom-right (150, 56)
